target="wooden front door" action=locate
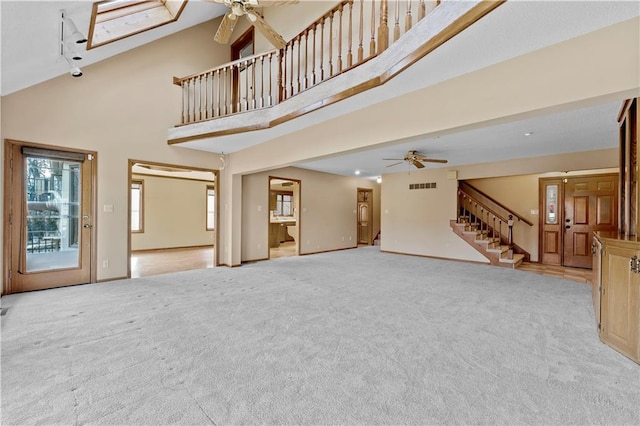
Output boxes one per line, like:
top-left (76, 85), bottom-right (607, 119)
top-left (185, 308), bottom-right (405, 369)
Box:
top-left (540, 173), bottom-right (618, 268)
top-left (5, 141), bottom-right (96, 293)
top-left (564, 174), bottom-right (618, 268)
top-left (357, 188), bottom-right (373, 245)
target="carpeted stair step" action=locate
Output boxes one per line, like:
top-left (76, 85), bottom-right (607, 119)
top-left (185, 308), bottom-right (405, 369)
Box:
top-left (486, 245), bottom-right (509, 254)
top-left (499, 253), bottom-right (525, 268)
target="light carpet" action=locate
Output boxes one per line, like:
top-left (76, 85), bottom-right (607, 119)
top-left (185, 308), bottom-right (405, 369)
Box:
top-left (1, 247), bottom-right (639, 425)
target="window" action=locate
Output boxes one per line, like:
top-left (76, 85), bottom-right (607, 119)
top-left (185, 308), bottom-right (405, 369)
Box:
top-left (131, 180), bottom-right (144, 232)
top-left (206, 185), bottom-right (215, 231)
top-left (87, 0), bottom-right (188, 50)
top-left (276, 193), bottom-right (293, 216)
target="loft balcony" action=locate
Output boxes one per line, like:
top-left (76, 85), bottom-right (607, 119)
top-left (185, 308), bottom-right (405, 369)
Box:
top-left (167, 0), bottom-right (502, 151)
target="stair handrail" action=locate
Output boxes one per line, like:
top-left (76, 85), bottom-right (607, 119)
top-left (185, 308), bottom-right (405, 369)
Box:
top-left (173, 49), bottom-right (278, 84)
top-left (459, 181), bottom-right (533, 226)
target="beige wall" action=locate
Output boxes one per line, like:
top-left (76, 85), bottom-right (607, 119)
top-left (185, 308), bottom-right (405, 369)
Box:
top-left (2, 19), bottom-right (228, 281)
top-left (381, 150), bottom-right (618, 263)
top-left (241, 167), bottom-right (381, 262)
top-left (131, 174), bottom-right (214, 251)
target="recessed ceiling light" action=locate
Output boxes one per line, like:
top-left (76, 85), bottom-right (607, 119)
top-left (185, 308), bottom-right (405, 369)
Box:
top-left (354, 170), bottom-right (361, 175)
top-left (524, 132), bottom-right (533, 136)
top-left (376, 177), bottom-right (382, 184)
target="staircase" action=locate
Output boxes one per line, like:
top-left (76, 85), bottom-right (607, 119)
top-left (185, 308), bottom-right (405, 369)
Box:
top-left (450, 218), bottom-right (524, 268)
top-left (451, 181), bottom-right (532, 269)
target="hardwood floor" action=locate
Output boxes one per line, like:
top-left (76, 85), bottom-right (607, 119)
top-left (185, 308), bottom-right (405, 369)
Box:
top-left (517, 262), bottom-right (592, 285)
top-left (270, 242), bottom-right (296, 259)
top-left (130, 246), bottom-right (591, 286)
top-left (130, 246), bottom-right (214, 278)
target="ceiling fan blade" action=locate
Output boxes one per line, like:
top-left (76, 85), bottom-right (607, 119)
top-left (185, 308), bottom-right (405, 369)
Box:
top-left (214, 11), bottom-right (237, 44)
top-left (386, 161), bottom-right (404, 168)
top-left (382, 158), bottom-right (403, 161)
top-left (413, 160), bottom-right (425, 169)
top-left (246, 11), bottom-right (287, 49)
top-left (420, 158), bottom-right (448, 164)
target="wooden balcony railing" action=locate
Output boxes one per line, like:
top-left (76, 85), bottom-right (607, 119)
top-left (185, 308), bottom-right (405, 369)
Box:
top-left (174, 0), bottom-right (440, 126)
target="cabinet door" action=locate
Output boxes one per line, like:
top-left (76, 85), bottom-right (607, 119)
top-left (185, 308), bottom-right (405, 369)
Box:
top-left (601, 244), bottom-right (640, 362)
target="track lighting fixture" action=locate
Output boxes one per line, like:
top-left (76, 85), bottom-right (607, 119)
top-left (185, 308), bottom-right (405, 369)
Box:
top-left (63, 56), bottom-right (83, 77)
top-left (61, 11), bottom-right (87, 44)
top-left (60, 10), bottom-right (85, 78)
top-left (63, 41), bottom-right (82, 61)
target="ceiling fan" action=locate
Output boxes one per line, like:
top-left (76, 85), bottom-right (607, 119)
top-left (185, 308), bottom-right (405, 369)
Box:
top-left (206, 0), bottom-right (298, 49)
top-left (383, 150), bottom-right (448, 169)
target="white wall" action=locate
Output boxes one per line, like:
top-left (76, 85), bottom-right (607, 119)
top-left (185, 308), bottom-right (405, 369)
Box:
top-left (131, 174), bottom-right (214, 251)
top-left (241, 166), bottom-right (381, 262)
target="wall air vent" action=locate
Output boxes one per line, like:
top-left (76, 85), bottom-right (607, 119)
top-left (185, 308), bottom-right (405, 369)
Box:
top-left (409, 182), bottom-right (437, 190)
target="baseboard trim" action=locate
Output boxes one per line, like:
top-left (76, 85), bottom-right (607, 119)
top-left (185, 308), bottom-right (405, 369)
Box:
top-left (132, 245), bottom-right (213, 254)
top-left (300, 245), bottom-right (358, 256)
top-left (96, 276), bottom-right (128, 283)
top-left (380, 250), bottom-right (491, 265)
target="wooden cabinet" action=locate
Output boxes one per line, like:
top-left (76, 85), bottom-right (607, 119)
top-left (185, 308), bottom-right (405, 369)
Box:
top-left (594, 233), bottom-right (640, 364)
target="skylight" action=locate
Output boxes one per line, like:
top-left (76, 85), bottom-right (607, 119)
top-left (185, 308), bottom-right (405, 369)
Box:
top-left (87, 0), bottom-right (188, 50)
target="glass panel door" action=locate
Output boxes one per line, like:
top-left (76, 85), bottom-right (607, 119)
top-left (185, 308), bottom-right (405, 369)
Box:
top-left (24, 156), bottom-right (82, 272)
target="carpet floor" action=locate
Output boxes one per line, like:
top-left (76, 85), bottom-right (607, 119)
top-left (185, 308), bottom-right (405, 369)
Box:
top-left (1, 247), bottom-right (639, 425)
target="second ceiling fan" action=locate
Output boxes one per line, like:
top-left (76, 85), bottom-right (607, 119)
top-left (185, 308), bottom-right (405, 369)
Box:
top-left (207, 0), bottom-right (298, 49)
top-left (384, 150), bottom-right (448, 169)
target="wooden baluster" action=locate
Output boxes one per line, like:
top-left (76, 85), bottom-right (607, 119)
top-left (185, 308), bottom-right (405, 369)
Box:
top-left (242, 62), bottom-right (247, 111)
top-left (209, 71), bottom-right (214, 119)
top-left (405, 0), bottom-right (412, 32)
top-left (474, 203), bottom-right (479, 231)
top-left (347, 0), bottom-right (353, 68)
top-left (357, 0), bottom-right (364, 62)
top-left (497, 219), bottom-right (502, 249)
top-left (223, 68), bottom-right (227, 116)
top-left (312, 25), bottom-right (317, 85)
top-left (260, 56), bottom-right (264, 108)
top-left (393, 0), bottom-right (400, 42)
top-left (370, 0), bottom-right (376, 57)
top-left (378, 0), bottom-right (389, 53)
top-left (338, 5), bottom-right (343, 72)
top-left (279, 47), bottom-right (286, 101)
top-left (320, 18), bottom-right (325, 80)
top-left (189, 78), bottom-right (194, 122)
top-left (304, 30), bottom-right (309, 90)
top-left (251, 58), bottom-right (256, 109)
top-left (269, 52), bottom-right (274, 106)
top-left (492, 215), bottom-right (497, 243)
top-left (290, 40), bottom-right (295, 95)
top-left (180, 81), bottom-right (186, 124)
top-left (329, 11), bottom-right (334, 76)
top-left (418, 0), bottom-right (425, 21)
top-left (216, 69), bottom-right (221, 117)
top-left (296, 36), bottom-right (301, 93)
top-left (198, 75), bottom-right (203, 121)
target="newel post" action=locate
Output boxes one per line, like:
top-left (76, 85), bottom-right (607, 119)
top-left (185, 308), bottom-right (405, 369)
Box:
top-left (507, 214), bottom-right (514, 259)
top-left (377, 0), bottom-right (389, 53)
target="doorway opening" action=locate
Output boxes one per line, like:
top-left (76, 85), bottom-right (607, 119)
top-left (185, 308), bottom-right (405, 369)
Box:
top-left (357, 188), bottom-right (373, 245)
top-left (231, 27), bottom-right (254, 113)
top-left (539, 173), bottom-right (618, 268)
top-left (268, 177), bottom-right (300, 259)
top-left (4, 140), bottom-right (97, 294)
top-left (128, 160), bottom-right (219, 278)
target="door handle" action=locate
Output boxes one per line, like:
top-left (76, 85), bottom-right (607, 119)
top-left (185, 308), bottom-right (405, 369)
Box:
top-left (565, 225), bottom-right (571, 229)
top-left (83, 224), bottom-right (92, 228)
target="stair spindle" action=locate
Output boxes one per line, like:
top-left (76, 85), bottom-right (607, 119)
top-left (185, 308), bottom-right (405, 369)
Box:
top-left (394, 0), bottom-right (400, 42)
top-left (358, 0), bottom-right (364, 62)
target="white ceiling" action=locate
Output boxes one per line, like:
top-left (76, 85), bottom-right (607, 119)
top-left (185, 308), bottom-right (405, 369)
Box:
top-left (0, 0), bottom-right (228, 95)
